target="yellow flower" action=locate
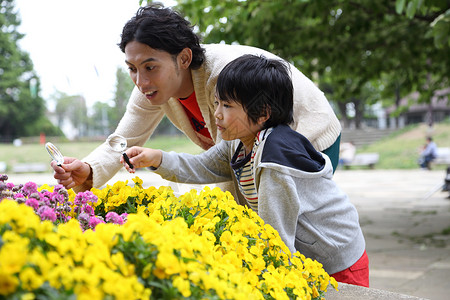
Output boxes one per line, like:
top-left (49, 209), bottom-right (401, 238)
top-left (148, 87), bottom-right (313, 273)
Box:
top-left (0, 242), bottom-right (29, 275)
top-left (19, 267), bottom-right (43, 290)
top-left (0, 271), bottom-right (19, 296)
top-left (173, 276), bottom-right (191, 297)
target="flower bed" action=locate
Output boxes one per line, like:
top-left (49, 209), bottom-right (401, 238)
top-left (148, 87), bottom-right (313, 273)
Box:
top-left (0, 174), bottom-right (337, 299)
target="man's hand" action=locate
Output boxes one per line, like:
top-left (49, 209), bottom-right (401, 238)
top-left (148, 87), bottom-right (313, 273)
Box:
top-left (51, 157), bottom-right (91, 189)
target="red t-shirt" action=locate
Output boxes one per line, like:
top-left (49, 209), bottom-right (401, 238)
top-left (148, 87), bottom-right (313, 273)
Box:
top-left (179, 92), bottom-right (212, 140)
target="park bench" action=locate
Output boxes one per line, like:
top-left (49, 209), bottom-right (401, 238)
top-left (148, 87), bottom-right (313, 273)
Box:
top-left (431, 147), bottom-right (450, 166)
top-left (343, 153), bottom-right (380, 169)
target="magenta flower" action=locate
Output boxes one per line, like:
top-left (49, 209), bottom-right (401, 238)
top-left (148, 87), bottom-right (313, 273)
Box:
top-left (22, 181), bottom-right (38, 197)
top-left (81, 204), bottom-right (94, 216)
top-left (74, 191), bottom-right (98, 206)
top-left (25, 198), bottom-right (39, 210)
top-left (51, 193), bottom-right (65, 204)
top-left (13, 193), bottom-right (25, 199)
top-left (105, 212), bottom-right (124, 225)
top-left (89, 216), bottom-right (105, 229)
top-left (120, 213), bottom-right (128, 223)
top-left (38, 206), bottom-right (57, 222)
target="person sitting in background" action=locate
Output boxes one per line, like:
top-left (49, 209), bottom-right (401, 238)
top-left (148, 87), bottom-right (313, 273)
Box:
top-left (419, 137), bottom-right (437, 170)
top-left (338, 141), bottom-right (356, 168)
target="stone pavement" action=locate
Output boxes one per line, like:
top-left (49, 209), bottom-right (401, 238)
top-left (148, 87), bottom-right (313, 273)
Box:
top-left (332, 169), bottom-right (450, 300)
top-left (6, 168), bottom-right (450, 300)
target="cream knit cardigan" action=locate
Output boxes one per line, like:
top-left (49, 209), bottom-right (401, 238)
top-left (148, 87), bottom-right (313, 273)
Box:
top-left (77, 44), bottom-right (341, 191)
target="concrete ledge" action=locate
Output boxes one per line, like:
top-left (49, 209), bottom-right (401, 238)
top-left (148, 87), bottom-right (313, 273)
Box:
top-left (12, 163), bottom-right (48, 173)
top-left (326, 283), bottom-right (428, 300)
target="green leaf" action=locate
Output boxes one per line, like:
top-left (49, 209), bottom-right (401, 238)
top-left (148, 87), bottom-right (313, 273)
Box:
top-left (396, 0), bottom-right (406, 14)
top-left (406, 1), bottom-right (417, 18)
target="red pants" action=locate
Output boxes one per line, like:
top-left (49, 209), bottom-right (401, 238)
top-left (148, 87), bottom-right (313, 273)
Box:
top-left (330, 250), bottom-right (369, 287)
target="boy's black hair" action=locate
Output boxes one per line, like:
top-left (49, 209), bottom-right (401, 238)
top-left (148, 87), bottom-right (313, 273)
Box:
top-left (118, 3), bottom-right (205, 69)
top-left (216, 54), bottom-right (294, 128)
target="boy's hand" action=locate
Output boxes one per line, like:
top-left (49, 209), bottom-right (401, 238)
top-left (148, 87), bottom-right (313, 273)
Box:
top-left (121, 146), bottom-right (162, 173)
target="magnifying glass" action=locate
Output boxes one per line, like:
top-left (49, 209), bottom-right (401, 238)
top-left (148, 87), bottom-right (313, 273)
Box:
top-left (107, 134), bottom-right (134, 169)
top-left (45, 142), bottom-right (64, 166)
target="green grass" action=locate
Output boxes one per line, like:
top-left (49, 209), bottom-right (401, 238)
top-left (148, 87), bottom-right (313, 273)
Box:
top-left (357, 121), bottom-right (450, 169)
top-left (1, 122), bottom-right (449, 172)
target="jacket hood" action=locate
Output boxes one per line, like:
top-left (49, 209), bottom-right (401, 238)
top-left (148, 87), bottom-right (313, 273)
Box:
top-left (258, 125), bottom-right (332, 178)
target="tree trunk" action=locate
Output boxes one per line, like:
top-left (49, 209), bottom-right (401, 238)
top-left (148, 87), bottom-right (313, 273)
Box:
top-left (337, 101), bottom-right (350, 128)
top-left (353, 99), bottom-right (363, 129)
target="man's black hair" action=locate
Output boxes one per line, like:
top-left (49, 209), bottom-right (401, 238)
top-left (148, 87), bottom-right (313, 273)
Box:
top-left (216, 54), bottom-right (294, 128)
top-left (119, 3), bottom-right (205, 69)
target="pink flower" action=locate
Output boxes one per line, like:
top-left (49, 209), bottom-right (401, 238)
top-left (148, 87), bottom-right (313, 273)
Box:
top-left (51, 193), bottom-right (65, 204)
top-left (22, 181), bottom-right (38, 196)
top-left (81, 204), bottom-right (95, 216)
top-left (74, 191), bottom-right (98, 206)
top-left (25, 198), bottom-right (39, 210)
top-left (38, 206), bottom-right (57, 222)
top-left (13, 193), bottom-right (25, 199)
top-left (105, 212), bottom-right (124, 225)
top-left (89, 216), bottom-right (105, 229)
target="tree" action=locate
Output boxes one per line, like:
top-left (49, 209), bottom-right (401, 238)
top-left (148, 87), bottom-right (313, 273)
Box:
top-left (54, 92), bottom-right (88, 138)
top-left (176, 0), bottom-right (449, 128)
top-left (88, 101), bottom-right (115, 136)
top-left (111, 67), bottom-right (134, 128)
top-left (0, 0), bottom-right (51, 141)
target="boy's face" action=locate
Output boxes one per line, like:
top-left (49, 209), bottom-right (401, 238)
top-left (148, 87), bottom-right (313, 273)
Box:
top-left (214, 98), bottom-right (266, 149)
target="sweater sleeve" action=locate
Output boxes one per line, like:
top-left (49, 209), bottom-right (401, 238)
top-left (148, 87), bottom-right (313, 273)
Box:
top-left (154, 140), bottom-right (233, 184)
top-left (78, 87), bottom-right (165, 190)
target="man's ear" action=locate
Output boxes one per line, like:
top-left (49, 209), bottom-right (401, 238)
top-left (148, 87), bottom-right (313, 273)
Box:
top-left (178, 48), bottom-right (193, 69)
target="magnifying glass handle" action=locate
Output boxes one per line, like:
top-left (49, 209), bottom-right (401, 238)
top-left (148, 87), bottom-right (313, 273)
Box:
top-left (122, 153), bottom-right (134, 169)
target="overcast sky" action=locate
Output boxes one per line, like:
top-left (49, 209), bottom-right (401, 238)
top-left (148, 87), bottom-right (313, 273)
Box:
top-left (15, 0), bottom-right (175, 110)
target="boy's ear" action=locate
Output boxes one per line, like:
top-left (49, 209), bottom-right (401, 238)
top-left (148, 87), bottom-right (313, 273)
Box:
top-left (178, 48), bottom-right (192, 69)
top-left (258, 107), bottom-right (271, 125)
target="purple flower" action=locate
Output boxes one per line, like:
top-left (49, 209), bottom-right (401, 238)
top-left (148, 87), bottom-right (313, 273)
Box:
top-left (51, 193), bottom-right (65, 204)
top-left (105, 212), bottom-right (124, 225)
top-left (81, 204), bottom-right (95, 216)
top-left (6, 183), bottom-right (14, 190)
top-left (74, 191), bottom-right (95, 205)
top-left (25, 198), bottom-right (40, 210)
top-left (120, 213), bottom-right (128, 223)
top-left (22, 182), bottom-right (38, 196)
top-left (38, 206), bottom-right (57, 222)
top-left (13, 193), bottom-right (25, 199)
top-left (78, 212), bottom-right (90, 224)
top-left (53, 184), bottom-right (64, 193)
top-left (89, 216), bottom-right (105, 229)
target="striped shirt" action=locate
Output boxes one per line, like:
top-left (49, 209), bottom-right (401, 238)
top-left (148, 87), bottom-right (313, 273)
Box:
top-left (230, 128), bottom-right (273, 212)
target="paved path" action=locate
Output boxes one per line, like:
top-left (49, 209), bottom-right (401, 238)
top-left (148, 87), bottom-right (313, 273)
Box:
top-left (333, 169), bottom-right (449, 300)
top-left (6, 169), bottom-right (450, 299)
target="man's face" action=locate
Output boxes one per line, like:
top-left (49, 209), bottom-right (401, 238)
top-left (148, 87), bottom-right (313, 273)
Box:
top-left (124, 41), bottom-right (191, 105)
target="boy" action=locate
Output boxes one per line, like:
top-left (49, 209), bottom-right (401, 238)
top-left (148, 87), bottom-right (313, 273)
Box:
top-left (122, 54), bottom-right (369, 287)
